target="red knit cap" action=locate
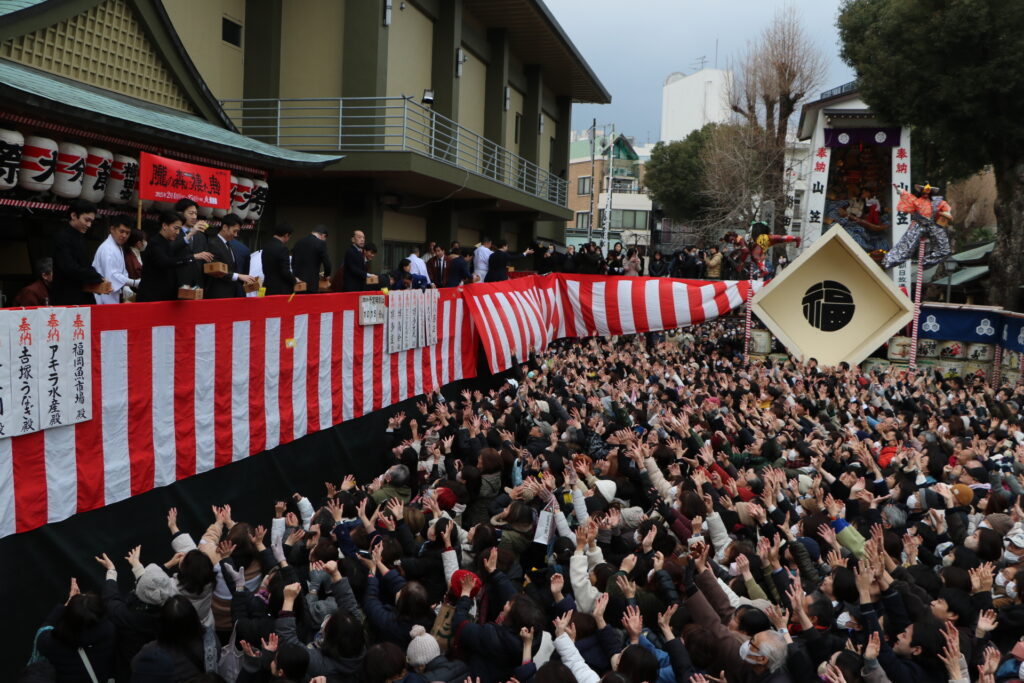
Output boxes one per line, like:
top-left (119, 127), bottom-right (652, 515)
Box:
top-left (435, 487), bottom-right (457, 511)
top-left (451, 569), bottom-right (482, 598)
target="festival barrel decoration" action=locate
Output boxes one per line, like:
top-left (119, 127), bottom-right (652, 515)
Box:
top-left (0, 128), bottom-right (23, 191)
top-left (53, 141), bottom-right (87, 199)
top-left (80, 146), bottom-right (113, 202)
top-left (104, 154), bottom-right (139, 205)
top-left (18, 135), bottom-right (58, 192)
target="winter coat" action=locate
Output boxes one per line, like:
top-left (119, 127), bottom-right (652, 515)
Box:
top-left (275, 614), bottom-right (366, 681)
top-left (464, 471), bottom-right (503, 528)
top-left (453, 595), bottom-right (528, 682)
top-left (420, 655), bottom-right (471, 683)
top-left (35, 606), bottom-right (116, 683)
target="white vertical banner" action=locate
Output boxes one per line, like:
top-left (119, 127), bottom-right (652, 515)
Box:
top-left (803, 138), bottom-right (831, 247)
top-left (10, 309), bottom-right (41, 436)
top-left (0, 311), bottom-right (13, 438)
top-left (890, 127), bottom-right (912, 291)
top-left (67, 307), bottom-right (92, 425)
top-left (39, 308), bottom-right (74, 428)
top-left (403, 290), bottom-right (416, 351)
top-left (426, 288), bottom-right (439, 346)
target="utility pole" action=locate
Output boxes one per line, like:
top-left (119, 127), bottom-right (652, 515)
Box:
top-left (588, 118), bottom-right (596, 245)
top-left (601, 123), bottom-right (615, 250)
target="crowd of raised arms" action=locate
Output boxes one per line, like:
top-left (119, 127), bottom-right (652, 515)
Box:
top-left (23, 319), bottom-right (1024, 683)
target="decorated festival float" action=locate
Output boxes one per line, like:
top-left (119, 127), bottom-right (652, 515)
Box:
top-left (738, 81), bottom-right (1021, 386)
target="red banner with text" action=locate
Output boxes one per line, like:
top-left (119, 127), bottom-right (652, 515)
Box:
top-left (138, 152), bottom-right (232, 209)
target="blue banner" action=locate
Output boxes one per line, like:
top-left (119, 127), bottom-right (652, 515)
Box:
top-left (918, 305), bottom-right (1002, 343)
top-left (1001, 315), bottom-right (1024, 353)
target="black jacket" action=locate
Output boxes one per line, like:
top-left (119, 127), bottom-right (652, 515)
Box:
top-left (342, 244), bottom-right (369, 292)
top-left (137, 233), bottom-right (194, 302)
top-left (444, 256), bottom-right (473, 287)
top-left (175, 228), bottom-right (209, 287)
top-left (261, 238), bottom-right (295, 296)
top-left (101, 579), bottom-right (160, 682)
top-left (484, 250), bottom-right (527, 282)
top-left (291, 234), bottom-right (331, 293)
top-left (204, 234), bottom-right (241, 299)
top-left (36, 605), bottom-right (116, 683)
top-left (52, 225), bottom-right (103, 305)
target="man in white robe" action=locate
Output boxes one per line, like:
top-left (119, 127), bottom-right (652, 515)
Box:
top-left (91, 217), bottom-right (137, 304)
top-left (473, 236), bottom-right (494, 282)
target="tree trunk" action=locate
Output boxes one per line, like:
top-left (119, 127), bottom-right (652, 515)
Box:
top-left (988, 159), bottom-right (1024, 310)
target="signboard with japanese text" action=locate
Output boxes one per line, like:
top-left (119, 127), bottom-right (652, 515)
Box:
top-left (359, 295), bottom-right (386, 326)
top-left (139, 152), bottom-right (232, 209)
top-left (385, 289), bottom-right (440, 354)
top-left (0, 307), bottom-right (91, 439)
top-left (802, 140), bottom-right (831, 246)
top-left (890, 129), bottom-right (912, 291)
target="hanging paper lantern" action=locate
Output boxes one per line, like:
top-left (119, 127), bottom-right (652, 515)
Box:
top-left (80, 147), bottom-right (113, 202)
top-left (212, 174), bottom-right (237, 218)
top-left (104, 154), bottom-right (139, 205)
top-left (231, 176), bottom-right (254, 217)
top-left (247, 179), bottom-right (269, 221)
top-left (52, 141), bottom-right (87, 198)
top-left (18, 135), bottom-right (58, 192)
top-left (0, 128), bottom-right (24, 191)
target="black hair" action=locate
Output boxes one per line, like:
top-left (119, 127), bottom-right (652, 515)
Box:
top-left (274, 642), bottom-right (310, 681)
top-left (108, 214), bottom-right (132, 229)
top-left (173, 198), bottom-right (198, 212)
top-left (736, 606), bottom-right (771, 636)
top-left (616, 644), bottom-right (659, 683)
top-left (52, 593), bottom-right (104, 646)
top-left (221, 213), bottom-right (243, 228)
top-left (69, 198), bottom-right (97, 217)
top-left (322, 608), bottom-right (365, 660)
top-left (495, 239), bottom-right (509, 249)
top-left (157, 595), bottom-right (203, 651)
top-left (364, 242), bottom-right (378, 253)
top-left (938, 588), bottom-right (974, 625)
top-left (159, 210), bottom-right (184, 226)
top-left (363, 642), bottom-right (406, 683)
top-left (127, 230), bottom-right (146, 249)
top-left (806, 590), bottom-right (834, 626)
top-left (395, 580), bottom-right (435, 626)
top-left (34, 257), bottom-right (53, 275)
top-left (274, 223), bottom-right (293, 237)
top-left (535, 661), bottom-right (576, 683)
top-left (178, 550), bottom-right (214, 595)
top-left (976, 528), bottom-right (1004, 562)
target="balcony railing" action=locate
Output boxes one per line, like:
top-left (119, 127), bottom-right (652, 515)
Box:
top-left (219, 97), bottom-right (567, 207)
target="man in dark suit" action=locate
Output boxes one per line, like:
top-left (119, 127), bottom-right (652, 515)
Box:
top-left (342, 230), bottom-right (372, 292)
top-left (174, 198), bottom-right (210, 287)
top-left (291, 225), bottom-right (331, 294)
top-left (138, 211), bottom-right (213, 302)
top-left (444, 248), bottom-right (476, 287)
top-left (228, 234), bottom-right (251, 297)
top-left (261, 223), bottom-right (298, 296)
top-left (484, 239), bottom-right (534, 283)
top-left (205, 213), bottom-right (257, 299)
top-left (52, 199), bottom-right (106, 305)
top-left (426, 244), bottom-right (448, 286)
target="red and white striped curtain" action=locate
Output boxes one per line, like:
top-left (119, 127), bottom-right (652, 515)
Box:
top-left (0, 291), bottom-right (476, 538)
top-left (0, 275), bottom-right (758, 538)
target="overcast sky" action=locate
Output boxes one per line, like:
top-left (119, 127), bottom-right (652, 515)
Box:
top-left (545, 0), bottom-right (856, 143)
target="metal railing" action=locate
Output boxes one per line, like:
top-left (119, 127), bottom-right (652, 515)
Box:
top-left (820, 80), bottom-right (857, 99)
top-left (219, 97), bottom-right (567, 206)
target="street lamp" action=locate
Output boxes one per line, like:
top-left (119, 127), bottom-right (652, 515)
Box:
top-left (944, 258), bottom-right (959, 302)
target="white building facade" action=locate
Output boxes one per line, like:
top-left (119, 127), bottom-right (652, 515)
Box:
top-left (660, 68), bottom-right (732, 142)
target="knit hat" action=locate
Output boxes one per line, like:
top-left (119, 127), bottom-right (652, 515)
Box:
top-left (450, 569), bottom-right (482, 599)
top-left (135, 564), bottom-right (178, 606)
top-left (985, 513), bottom-right (1013, 536)
top-left (796, 536), bottom-right (821, 562)
top-left (130, 645), bottom-right (175, 683)
top-left (951, 484), bottom-right (974, 507)
top-left (594, 479), bottom-right (616, 502)
top-left (965, 466), bottom-right (989, 484)
top-left (434, 486), bottom-right (457, 511)
top-left (407, 625), bottom-right (440, 667)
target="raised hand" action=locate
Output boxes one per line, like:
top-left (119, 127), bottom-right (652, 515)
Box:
top-left (658, 603), bottom-right (679, 639)
top-left (621, 605), bottom-right (644, 643)
top-left (553, 609), bottom-right (574, 639)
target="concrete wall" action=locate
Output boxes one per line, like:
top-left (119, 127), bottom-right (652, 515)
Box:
top-left (386, 2), bottom-right (434, 99)
top-left (279, 0), bottom-right (344, 98)
top-left (457, 45), bottom-right (487, 139)
top-left (163, 0), bottom-right (246, 101)
top-left (660, 68), bottom-right (731, 143)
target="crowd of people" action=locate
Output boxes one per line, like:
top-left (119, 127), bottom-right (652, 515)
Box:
top-left (13, 200), bottom-right (796, 307)
top-left (20, 318), bottom-right (1024, 683)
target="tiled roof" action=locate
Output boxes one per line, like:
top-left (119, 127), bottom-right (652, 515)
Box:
top-left (0, 58), bottom-right (342, 167)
